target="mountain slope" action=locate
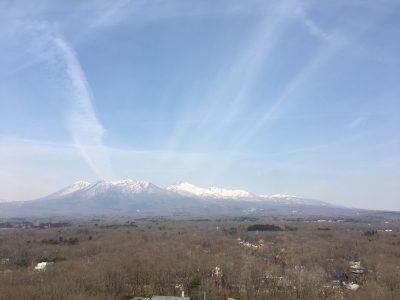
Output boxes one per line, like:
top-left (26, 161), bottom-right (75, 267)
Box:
top-left (45, 181), bottom-right (91, 199)
top-left (0, 179), bottom-right (344, 217)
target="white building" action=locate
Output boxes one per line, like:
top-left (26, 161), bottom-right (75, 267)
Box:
top-left (34, 261), bottom-right (54, 271)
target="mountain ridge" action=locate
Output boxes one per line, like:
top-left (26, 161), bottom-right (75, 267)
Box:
top-left (40, 179), bottom-right (327, 205)
top-left (0, 179), bottom-right (351, 217)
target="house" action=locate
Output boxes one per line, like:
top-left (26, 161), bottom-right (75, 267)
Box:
top-left (349, 261), bottom-right (365, 274)
top-left (349, 261), bottom-right (361, 269)
top-left (34, 261), bottom-right (54, 271)
top-left (343, 282), bottom-right (360, 291)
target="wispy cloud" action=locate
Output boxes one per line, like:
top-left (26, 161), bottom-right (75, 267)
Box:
top-left (89, 0), bottom-right (143, 29)
top-left (165, 1), bottom-right (341, 158)
top-left (201, 23), bottom-right (346, 180)
top-left (201, 1), bottom-right (396, 181)
top-left (50, 34), bottom-right (114, 179)
top-left (294, 6), bottom-right (332, 43)
top-left (165, 1), bottom-right (295, 151)
top-left (10, 22), bottom-right (115, 179)
top-left (1, 14), bottom-right (114, 180)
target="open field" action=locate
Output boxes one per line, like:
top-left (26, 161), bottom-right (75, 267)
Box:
top-left (1, 215), bottom-right (400, 300)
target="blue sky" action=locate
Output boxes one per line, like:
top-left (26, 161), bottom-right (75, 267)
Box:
top-left (1, 0), bottom-right (399, 210)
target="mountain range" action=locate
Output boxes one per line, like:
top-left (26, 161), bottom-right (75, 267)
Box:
top-left (0, 179), bottom-right (360, 217)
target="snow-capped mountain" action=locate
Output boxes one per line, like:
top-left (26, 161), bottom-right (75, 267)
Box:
top-left (44, 180), bottom-right (319, 204)
top-left (0, 179), bottom-right (343, 217)
top-left (166, 182), bottom-right (255, 199)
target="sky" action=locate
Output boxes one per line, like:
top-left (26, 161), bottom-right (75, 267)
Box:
top-left (0, 0), bottom-right (399, 210)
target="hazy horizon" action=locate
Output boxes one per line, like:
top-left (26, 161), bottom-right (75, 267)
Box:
top-left (1, 0), bottom-right (399, 210)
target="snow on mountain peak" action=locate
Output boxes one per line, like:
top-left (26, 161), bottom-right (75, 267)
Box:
top-left (166, 182), bottom-right (254, 199)
top-left (108, 179), bottom-right (157, 193)
top-left (47, 179), bottom-right (161, 199)
top-left (48, 181), bottom-right (91, 198)
top-left (45, 179), bottom-right (314, 204)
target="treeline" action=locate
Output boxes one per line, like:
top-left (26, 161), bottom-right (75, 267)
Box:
top-left (247, 224), bottom-right (282, 231)
top-left (0, 221), bottom-right (71, 229)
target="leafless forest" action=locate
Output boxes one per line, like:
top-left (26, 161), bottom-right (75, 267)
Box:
top-left (1, 215), bottom-right (400, 300)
